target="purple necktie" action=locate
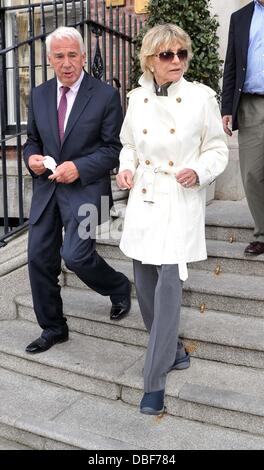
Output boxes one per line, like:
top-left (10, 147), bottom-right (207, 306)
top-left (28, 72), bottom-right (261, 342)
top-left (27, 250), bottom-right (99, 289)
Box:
top-left (58, 86), bottom-right (70, 143)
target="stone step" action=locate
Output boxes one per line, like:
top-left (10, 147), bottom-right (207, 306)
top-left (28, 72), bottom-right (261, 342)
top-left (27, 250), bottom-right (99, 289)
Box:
top-left (205, 199), bottom-right (254, 243)
top-left (102, 199), bottom-right (255, 244)
top-left (189, 239), bottom-right (264, 276)
top-left (0, 319), bottom-right (264, 437)
top-left (0, 231), bottom-right (28, 276)
top-left (0, 436), bottom-right (31, 450)
top-left (16, 288), bottom-right (264, 369)
top-left (0, 367), bottom-right (263, 450)
top-left (64, 258), bottom-right (264, 318)
top-left (96, 238), bottom-right (264, 277)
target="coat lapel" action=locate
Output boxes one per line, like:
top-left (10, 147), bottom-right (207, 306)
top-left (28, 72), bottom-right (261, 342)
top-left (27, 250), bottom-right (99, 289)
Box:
top-left (46, 78), bottom-right (61, 152)
top-left (62, 73), bottom-right (94, 146)
top-left (240, 2), bottom-right (255, 64)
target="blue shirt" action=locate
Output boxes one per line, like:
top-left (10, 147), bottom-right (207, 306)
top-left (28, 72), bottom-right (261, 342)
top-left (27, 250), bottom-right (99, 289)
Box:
top-left (243, 0), bottom-right (264, 94)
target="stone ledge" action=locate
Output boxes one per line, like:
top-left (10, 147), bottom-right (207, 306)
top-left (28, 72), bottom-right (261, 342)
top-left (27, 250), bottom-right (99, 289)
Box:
top-left (0, 319), bottom-right (264, 435)
top-left (1, 366), bottom-right (264, 449)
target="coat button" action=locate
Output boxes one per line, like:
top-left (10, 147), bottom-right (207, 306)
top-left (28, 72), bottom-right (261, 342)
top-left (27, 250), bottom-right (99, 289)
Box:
top-left (170, 128), bottom-right (175, 134)
top-left (169, 161), bottom-right (174, 166)
top-left (142, 188), bottom-right (147, 193)
top-left (176, 97), bottom-right (182, 103)
top-left (145, 160), bottom-right (150, 165)
top-left (143, 129), bottom-right (148, 134)
top-left (144, 98), bottom-right (148, 103)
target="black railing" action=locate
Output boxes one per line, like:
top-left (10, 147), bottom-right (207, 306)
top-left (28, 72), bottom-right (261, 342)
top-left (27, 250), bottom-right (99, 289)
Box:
top-left (0, 0), bottom-right (144, 245)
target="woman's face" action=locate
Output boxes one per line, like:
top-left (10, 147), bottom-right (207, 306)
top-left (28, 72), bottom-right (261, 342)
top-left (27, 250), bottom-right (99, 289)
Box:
top-left (150, 41), bottom-right (187, 85)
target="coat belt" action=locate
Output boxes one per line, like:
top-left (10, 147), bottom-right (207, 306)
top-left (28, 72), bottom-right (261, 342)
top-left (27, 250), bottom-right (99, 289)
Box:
top-left (139, 163), bottom-right (177, 203)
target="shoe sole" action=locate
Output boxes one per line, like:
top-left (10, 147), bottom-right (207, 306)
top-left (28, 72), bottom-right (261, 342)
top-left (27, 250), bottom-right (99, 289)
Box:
top-left (169, 361), bottom-right (190, 371)
top-left (142, 360), bottom-right (190, 376)
top-left (110, 306), bottom-right (131, 321)
top-left (140, 406), bottom-right (166, 416)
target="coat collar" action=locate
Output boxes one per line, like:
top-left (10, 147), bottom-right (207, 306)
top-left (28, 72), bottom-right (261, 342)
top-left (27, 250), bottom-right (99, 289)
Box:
top-left (47, 78), bottom-right (60, 151)
top-left (239, 1), bottom-right (255, 62)
top-left (138, 72), bottom-right (186, 96)
top-left (63, 72), bottom-right (93, 145)
top-left (46, 71), bottom-right (94, 152)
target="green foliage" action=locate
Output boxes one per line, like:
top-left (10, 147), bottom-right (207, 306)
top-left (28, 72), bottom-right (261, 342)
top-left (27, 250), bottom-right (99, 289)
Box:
top-left (132, 0), bottom-right (223, 96)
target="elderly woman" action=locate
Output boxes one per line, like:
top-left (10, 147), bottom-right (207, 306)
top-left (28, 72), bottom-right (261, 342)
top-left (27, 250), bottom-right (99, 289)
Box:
top-left (116, 24), bottom-right (228, 415)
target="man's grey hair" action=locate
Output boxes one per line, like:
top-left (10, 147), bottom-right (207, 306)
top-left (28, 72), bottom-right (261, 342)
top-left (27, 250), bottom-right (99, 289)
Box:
top-left (46, 26), bottom-right (85, 55)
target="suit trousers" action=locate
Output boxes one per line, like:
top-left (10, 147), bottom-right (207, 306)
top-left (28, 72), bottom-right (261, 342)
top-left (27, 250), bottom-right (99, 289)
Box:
top-left (133, 260), bottom-right (184, 392)
top-left (238, 94), bottom-right (264, 241)
top-left (28, 184), bottom-right (129, 338)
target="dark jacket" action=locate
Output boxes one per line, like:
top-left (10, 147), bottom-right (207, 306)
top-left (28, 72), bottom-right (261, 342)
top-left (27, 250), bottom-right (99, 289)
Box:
top-left (23, 72), bottom-right (123, 224)
top-left (221, 1), bottom-right (255, 130)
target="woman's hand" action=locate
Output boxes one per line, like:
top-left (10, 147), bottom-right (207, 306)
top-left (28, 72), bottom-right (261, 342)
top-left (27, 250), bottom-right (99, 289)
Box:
top-left (116, 170), bottom-right (134, 190)
top-left (176, 169), bottom-right (198, 188)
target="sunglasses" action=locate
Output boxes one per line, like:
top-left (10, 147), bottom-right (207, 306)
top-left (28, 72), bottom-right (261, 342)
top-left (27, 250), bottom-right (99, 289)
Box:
top-left (155, 49), bottom-right (188, 62)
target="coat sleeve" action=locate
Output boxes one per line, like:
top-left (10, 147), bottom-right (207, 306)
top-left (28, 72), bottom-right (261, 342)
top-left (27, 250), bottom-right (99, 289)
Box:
top-left (221, 13), bottom-right (236, 117)
top-left (23, 89), bottom-right (44, 178)
top-left (118, 99), bottom-right (138, 176)
top-left (74, 88), bottom-right (123, 186)
top-left (189, 95), bottom-right (229, 188)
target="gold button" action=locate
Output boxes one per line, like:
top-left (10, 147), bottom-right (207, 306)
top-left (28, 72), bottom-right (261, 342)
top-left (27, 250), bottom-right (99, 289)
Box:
top-left (145, 160), bottom-right (150, 165)
top-left (143, 129), bottom-right (148, 134)
top-left (144, 98), bottom-right (148, 103)
top-left (169, 161), bottom-right (174, 166)
top-left (176, 97), bottom-right (182, 103)
top-left (142, 188), bottom-right (147, 193)
top-left (170, 128), bottom-right (175, 134)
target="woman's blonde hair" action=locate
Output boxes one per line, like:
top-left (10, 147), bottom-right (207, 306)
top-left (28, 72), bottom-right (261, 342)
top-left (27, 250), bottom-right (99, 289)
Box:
top-left (139, 24), bottom-right (193, 74)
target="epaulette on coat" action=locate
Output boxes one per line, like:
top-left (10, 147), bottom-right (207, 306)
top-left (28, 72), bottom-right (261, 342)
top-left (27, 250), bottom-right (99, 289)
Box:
top-left (192, 81), bottom-right (216, 98)
top-left (126, 87), bottom-right (142, 98)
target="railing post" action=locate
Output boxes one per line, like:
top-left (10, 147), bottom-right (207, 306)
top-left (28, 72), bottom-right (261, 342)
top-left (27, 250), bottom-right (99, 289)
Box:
top-left (0, 3), bottom-right (9, 234)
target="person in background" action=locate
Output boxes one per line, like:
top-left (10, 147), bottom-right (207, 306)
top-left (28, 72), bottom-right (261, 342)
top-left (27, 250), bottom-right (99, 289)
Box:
top-left (222, 0), bottom-right (264, 256)
top-left (116, 24), bottom-right (228, 415)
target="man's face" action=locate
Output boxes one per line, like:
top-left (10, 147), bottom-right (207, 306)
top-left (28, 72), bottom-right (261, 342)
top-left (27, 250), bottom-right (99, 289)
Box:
top-left (48, 37), bottom-right (86, 87)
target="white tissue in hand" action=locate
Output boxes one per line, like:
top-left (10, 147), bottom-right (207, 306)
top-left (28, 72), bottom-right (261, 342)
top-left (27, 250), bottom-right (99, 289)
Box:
top-left (43, 155), bottom-right (57, 173)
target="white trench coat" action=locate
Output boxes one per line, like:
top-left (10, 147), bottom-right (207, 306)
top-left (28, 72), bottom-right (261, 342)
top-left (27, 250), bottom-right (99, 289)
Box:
top-left (118, 73), bottom-right (229, 280)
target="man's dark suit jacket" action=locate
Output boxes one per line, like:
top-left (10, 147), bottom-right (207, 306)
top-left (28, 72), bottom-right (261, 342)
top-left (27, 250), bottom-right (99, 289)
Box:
top-left (221, 1), bottom-right (255, 131)
top-left (23, 72), bottom-right (123, 225)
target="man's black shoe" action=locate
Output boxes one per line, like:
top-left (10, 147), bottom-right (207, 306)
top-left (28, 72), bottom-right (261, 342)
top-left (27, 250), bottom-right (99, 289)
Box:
top-left (110, 285), bottom-right (131, 321)
top-left (25, 333), bottom-right (69, 354)
top-left (244, 241), bottom-right (264, 256)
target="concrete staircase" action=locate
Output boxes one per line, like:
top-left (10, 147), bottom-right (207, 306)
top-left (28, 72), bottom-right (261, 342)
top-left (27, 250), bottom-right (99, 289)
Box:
top-left (0, 199), bottom-right (264, 449)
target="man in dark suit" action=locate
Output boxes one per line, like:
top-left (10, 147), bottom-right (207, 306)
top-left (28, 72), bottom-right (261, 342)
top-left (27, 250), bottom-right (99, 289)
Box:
top-left (23, 26), bottom-right (131, 354)
top-left (222, 0), bottom-right (264, 256)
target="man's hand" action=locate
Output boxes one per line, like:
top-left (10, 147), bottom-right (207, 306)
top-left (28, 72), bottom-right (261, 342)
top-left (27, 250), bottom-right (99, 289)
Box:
top-left (28, 154), bottom-right (47, 175)
top-left (176, 168), bottom-right (198, 188)
top-left (48, 161), bottom-right (80, 184)
top-left (222, 115), bottom-right (233, 136)
top-left (116, 170), bottom-right (134, 189)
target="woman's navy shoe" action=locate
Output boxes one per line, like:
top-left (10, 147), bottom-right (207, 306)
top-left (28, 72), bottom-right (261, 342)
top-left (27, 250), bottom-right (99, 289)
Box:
top-left (140, 390), bottom-right (165, 415)
top-left (168, 352), bottom-right (190, 371)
